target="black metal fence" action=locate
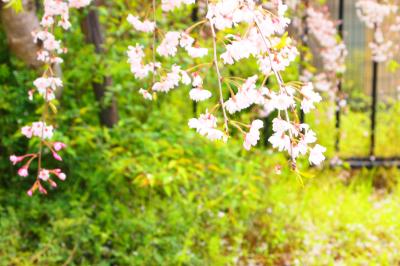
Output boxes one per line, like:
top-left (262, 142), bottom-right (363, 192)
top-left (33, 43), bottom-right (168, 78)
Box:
top-left (329, 0), bottom-right (400, 167)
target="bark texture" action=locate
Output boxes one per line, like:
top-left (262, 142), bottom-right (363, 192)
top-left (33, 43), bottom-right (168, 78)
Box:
top-left (1, 0), bottom-right (64, 98)
top-left (81, 6), bottom-right (119, 127)
top-left (1, 0), bottom-right (41, 67)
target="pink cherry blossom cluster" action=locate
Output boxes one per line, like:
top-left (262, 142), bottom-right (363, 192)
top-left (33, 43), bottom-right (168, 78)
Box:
top-left (356, 0), bottom-right (396, 28)
top-left (284, 2), bottom-right (348, 120)
top-left (189, 73), bottom-right (212, 102)
top-left (9, 0), bottom-right (91, 196)
top-left (356, 0), bottom-right (398, 62)
top-left (162, 0), bottom-right (195, 12)
top-left (305, 6), bottom-right (347, 92)
top-left (127, 0), bottom-right (327, 168)
top-left (269, 117), bottom-right (325, 165)
top-left (189, 112), bottom-right (227, 141)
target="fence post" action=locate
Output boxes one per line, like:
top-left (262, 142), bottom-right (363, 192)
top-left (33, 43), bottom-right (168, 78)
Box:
top-left (299, 0), bottom-right (309, 124)
top-left (335, 0), bottom-right (345, 152)
top-left (370, 51), bottom-right (378, 157)
top-left (263, 77), bottom-right (272, 147)
top-left (191, 5), bottom-right (198, 116)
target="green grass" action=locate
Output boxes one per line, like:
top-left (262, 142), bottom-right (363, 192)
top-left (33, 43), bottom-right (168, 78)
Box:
top-left (1, 118), bottom-right (400, 265)
top-left (308, 102), bottom-right (400, 158)
top-left (261, 168), bottom-right (400, 265)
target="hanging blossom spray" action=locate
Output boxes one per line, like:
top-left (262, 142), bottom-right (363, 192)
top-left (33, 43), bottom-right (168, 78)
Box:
top-left (7, 0), bottom-right (91, 195)
top-left (356, 0), bottom-right (398, 62)
top-left (288, 2), bottom-right (348, 116)
top-left (127, 0), bottom-right (327, 169)
top-left (304, 5), bottom-right (347, 95)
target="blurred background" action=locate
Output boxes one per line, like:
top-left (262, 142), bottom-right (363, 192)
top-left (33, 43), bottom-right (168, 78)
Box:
top-left (0, 0), bottom-right (399, 265)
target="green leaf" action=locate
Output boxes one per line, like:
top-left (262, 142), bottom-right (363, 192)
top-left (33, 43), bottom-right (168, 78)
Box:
top-left (49, 102), bottom-right (58, 114)
top-left (4, 0), bottom-right (23, 12)
top-left (388, 60), bottom-right (400, 72)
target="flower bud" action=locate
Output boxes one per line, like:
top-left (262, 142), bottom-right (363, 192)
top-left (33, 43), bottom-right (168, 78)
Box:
top-left (52, 152), bottom-right (62, 161)
top-left (18, 166), bottom-right (29, 177)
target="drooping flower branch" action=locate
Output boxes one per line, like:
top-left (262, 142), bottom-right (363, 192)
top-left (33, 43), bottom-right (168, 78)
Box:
top-left (127, 0), bottom-right (327, 168)
top-left (356, 0), bottom-right (398, 62)
top-left (207, 0), bottom-right (229, 134)
top-left (286, 1), bottom-right (348, 121)
top-left (8, 0), bottom-right (91, 195)
top-left (305, 6), bottom-right (347, 93)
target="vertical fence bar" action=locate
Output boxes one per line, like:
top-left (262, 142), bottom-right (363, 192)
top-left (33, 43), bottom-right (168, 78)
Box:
top-left (370, 59), bottom-right (378, 157)
top-left (335, 0), bottom-right (345, 152)
top-left (369, 22), bottom-right (379, 157)
top-left (193, 101), bottom-right (198, 116)
top-left (263, 77), bottom-right (271, 146)
top-left (191, 5), bottom-right (199, 116)
top-left (299, 0), bottom-right (309, 124)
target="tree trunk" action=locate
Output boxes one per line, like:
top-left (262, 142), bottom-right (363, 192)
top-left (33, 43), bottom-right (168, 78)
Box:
top-left (1, 0), bottom-right (41, 67)
top-left (81, 6), bottom-right (119, 128)
top-left (1, 0), bottom-right (63, 98)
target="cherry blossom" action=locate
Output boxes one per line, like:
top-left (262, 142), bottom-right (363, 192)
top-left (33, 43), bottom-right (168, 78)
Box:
top-left (33, 168), bottom-right (67, 193)
top-left (186, 46), bottom-right (208, 58)
top-left (18, 166), bottom-right (29, 177)
top-left (269, 118), bottom-right (325, 164)
top-left (161, 0), bottom-right (195, 12)
top-left (206, 0), bottom-right (255, 30)
top-left (306, 7), bottom-right (347, 74)
top-left (356, 0), bottom-right (397, 28)
top-left (300, 83), bottom-right (322, 113)
top-left (180, 33), bottom-right (195, 48)
top-left (39, 169), bottom-right (50, 181)
top-left (221, 37), bottom-right (258, 64)
top-left (192, 72), bottom-right (203, 87)
top-left (189, 74), bottom-right (211, 101)
top-left (309, 144), bottom-right (327, 165)
top-left (126, 0), bottom-right (326, 169)
top-left (9, 0), bottom-right (91, 196)
top-left (152, 65), bottom-right (190, 93)
top-left (21, 122), bottom-right (54, 140)
top-left (301, 5), bottom-right (347, 95)
top-left (270, 91), bottom-right (295, 111)
top-left (33, 77), bottom-right (63, 101)
top-left (188, 112), bottom-right (227, 142)
top-left (356, 0), bottom-right (398, 62)
top-left (157, 31), bottom-right (181, 57)
top-left (68, 0), bottom-right (91, 8)
top-left (224, 75), bottom-right (265, 114)
top-left (139, 89), bottom-right (153, 100)
top-left (189, 88), bottom-right (212, 102)
top-left (53, 142), bottom-right (67, 151)
top-left (269, 132), bottom-right (291, 152)
top-left (243, 119), bottom-right (263, 150)
top-left (127, 45), bottom-right (160, 80)
top-left (10, 155), bottom-right (25, 165)
top-left (127, 15), bottom-right (155, 33)
top-left (5, 0), bottom-right (335, 192)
